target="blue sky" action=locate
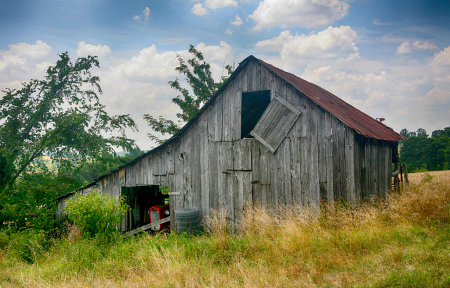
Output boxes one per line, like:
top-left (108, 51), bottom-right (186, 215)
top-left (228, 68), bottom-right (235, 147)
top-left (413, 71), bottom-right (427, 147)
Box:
top-left (1, 0), bottom-right (449, 149)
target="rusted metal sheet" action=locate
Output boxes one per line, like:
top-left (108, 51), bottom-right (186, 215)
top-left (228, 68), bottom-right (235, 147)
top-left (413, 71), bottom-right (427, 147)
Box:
top-left (258, 59), bottom-right (405, 142)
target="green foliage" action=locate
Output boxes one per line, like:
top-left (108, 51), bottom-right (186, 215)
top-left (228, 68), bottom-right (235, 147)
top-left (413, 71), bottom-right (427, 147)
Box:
top-left (65, 192), bottom-right (128, 241)
top-left (400, 127), bottom-right (450, 172)
top-left (0, 170), bottom-right (81, 231)
top-left (0, 52), bottom-right (138, 193)
top-left (159, 185), bottom-right (170, 195)
top-left (144, 45), bottom-right (233, 144)
top-left (0, 230), bottom-right (9, 250)
top-left (8, 230), bottom-right (49, 263)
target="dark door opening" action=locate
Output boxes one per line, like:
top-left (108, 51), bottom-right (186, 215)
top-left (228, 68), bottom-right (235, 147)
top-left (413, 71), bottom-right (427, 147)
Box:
top-left (121, 185), bottom-right (169, 231)
top-left (241, 90), bottom-right (271, 138)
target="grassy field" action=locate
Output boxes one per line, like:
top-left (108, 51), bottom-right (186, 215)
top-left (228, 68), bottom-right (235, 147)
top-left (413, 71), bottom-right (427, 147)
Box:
top-left (408, 170), bottom-right (450, 185)
top-left (1, 171), bottom-right (450, 287)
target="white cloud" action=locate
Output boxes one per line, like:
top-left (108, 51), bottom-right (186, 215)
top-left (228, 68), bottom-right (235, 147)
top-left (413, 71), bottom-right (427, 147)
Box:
top-left (205, 0), bottom-right (238, 9)
top-left (143, 7), bottom-right (150, 20)
top-left (249, 0), bottom-right (350, 30)
top-left (373, 18), bottom-right (396, 26)
top-left (133, 7), bottom-right (150, 21)
top-left (9, 40), bottom-right (52, 59)
top-left (397, 40), bottom-right (437, 54)
top-left (364, 91), bottom-right (390, 107)
top-left (413, 41), bottom-right (437, 51)
top-left (420, 87), bottom-right (450, 104)
top-left (230, 15), bottom-right (243, 26)
top-left (296, 55), bottom-right (450, 134)
top-left (225, 28), bottom-right (233, 34)
top-left (0, 41), bottom-right (54, 91)
top-left (194, 42), bottom-right (232, 75)
top-left (101, 42), bottom-right (232, 85)
top-left (430, 46), bottom-right (450, 67)
top-left (77, 41), bottom-right (111, 57)
top-left (397, 42), bottom-right (411, 54)
top-left (191, 3), bottom-right (208, 16)
top-left (434, 74), bottom-right (450, 91)
top-left (256, 26), bottom-right (359, 63)
top-left (104, 45), bottom-right (181, 83)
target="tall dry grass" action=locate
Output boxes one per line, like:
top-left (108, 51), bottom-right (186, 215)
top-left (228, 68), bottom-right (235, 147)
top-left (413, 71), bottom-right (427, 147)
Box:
top-left (407, 169), bottom-right (450, 184)
top-left (1, 174), bottom-right (450, 287)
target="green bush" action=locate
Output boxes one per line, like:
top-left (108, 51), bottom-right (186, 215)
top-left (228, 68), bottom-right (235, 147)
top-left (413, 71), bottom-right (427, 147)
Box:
top-left (65, 191), bottom-right (128, 241)
top-left (8, 230), bottom-right (48, 263)
top-left (0, 230), bottom-right (9, 250)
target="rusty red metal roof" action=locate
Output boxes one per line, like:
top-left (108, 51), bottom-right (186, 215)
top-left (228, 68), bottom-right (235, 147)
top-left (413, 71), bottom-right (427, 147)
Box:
top-left (257, 58), bottom-right (405, 141)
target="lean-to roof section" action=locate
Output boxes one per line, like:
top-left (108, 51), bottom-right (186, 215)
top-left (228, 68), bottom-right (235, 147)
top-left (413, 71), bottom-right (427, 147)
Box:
top-left (257, 58), bottom-right (405, 141)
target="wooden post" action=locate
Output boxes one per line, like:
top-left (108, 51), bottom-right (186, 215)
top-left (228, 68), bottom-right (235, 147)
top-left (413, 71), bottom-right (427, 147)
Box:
top-left (403, 163), bottom-right (409, 186)
top-left (399, 165), bottom-right (403, 184)
top-left (393, 162), bottom-right (399, 192)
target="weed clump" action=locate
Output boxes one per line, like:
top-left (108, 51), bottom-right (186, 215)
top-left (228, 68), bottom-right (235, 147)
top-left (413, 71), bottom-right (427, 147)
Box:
top-left (64, 191), bottom-right (129, 242)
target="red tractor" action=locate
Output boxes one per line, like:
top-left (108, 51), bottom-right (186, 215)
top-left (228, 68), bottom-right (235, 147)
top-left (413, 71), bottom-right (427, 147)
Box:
top-left (149, 204), bottom-right (170, 231)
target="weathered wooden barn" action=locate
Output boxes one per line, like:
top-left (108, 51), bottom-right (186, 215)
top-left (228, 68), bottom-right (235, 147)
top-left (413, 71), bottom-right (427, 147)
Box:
top-left (56, 55), bottom-right (404, 231)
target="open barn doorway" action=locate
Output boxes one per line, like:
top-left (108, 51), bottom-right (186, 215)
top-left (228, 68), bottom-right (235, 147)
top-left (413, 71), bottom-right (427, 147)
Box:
top-left (121, 185), bottom-right (169, 231)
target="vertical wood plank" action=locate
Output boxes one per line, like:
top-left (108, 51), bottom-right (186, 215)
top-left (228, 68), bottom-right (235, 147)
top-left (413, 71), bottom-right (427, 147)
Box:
top-left (290, 137), bottom-right (302, 206)
top-left (299, 136), bottom-right (310, 205)
top-left (283, 138), bottom-right (292, 206)
top-left (355, 136), bottom-right (362, 200)
top-left (388, 142), bottom-right (397, 192)
top-left (251, 140), bottom-right (262, 205)
top-left (345, 129), bottom-right (355, 203)
top-left (324, 112), bottom-right (334, 204)
top-left (308, 104), bottom-right (319, 207)
top-left (222, 85), bottom-right (232, 142)
top-left (233, 140), bottom-right (252, 170)
top-left (332, 117), bottom-right (341, 201)
top-left (208, 96), bottom-right (223, 142)
top-left (252, 60), bottom-right (261, 91)
top-left (232, 171), bottom-right (252, 227)
top-left (200, 115), bottom-right (209, 219)
top-left (276, 140), bottom-right (286, 206)
top-left (269, 145), bottom-right (279, 207)
top-left (317, 108), bottom-right (327, 203)
top-left (218, 142), bottom-right (233, 222)
top-left (208, 141), bottom-right (219, 211)
top-left (190, 125), bottom-right (201, 211)
top-left (167, 147), bottom-right (175, 175)
top-left (168, 173), bottom-right (177, 229)
top-left (363, 137), bottom-right (370, 200)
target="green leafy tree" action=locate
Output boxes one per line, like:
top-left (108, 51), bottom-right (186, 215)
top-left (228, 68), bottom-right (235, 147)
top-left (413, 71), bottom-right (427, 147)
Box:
top-left (417, 128), bottom-right (427, 137)
top-left (399, 128), bottom-right (417, 138)
top-left (0, 52), bottom-right (138, 193)
top-left (400, 127), bottom-right (450, 172)
top-left (144, 45), bottom-right (233, 144)
top-left (0, 169), bottom-right (80, 232)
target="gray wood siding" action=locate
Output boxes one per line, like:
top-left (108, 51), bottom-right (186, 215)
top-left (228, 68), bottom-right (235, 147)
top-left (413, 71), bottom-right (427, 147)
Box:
top-left (57, 58), bottom-right (396, 230)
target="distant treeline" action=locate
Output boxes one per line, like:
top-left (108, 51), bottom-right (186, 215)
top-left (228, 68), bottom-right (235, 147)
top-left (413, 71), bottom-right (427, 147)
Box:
top-left (399, 127), bottom-right (450, 172)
